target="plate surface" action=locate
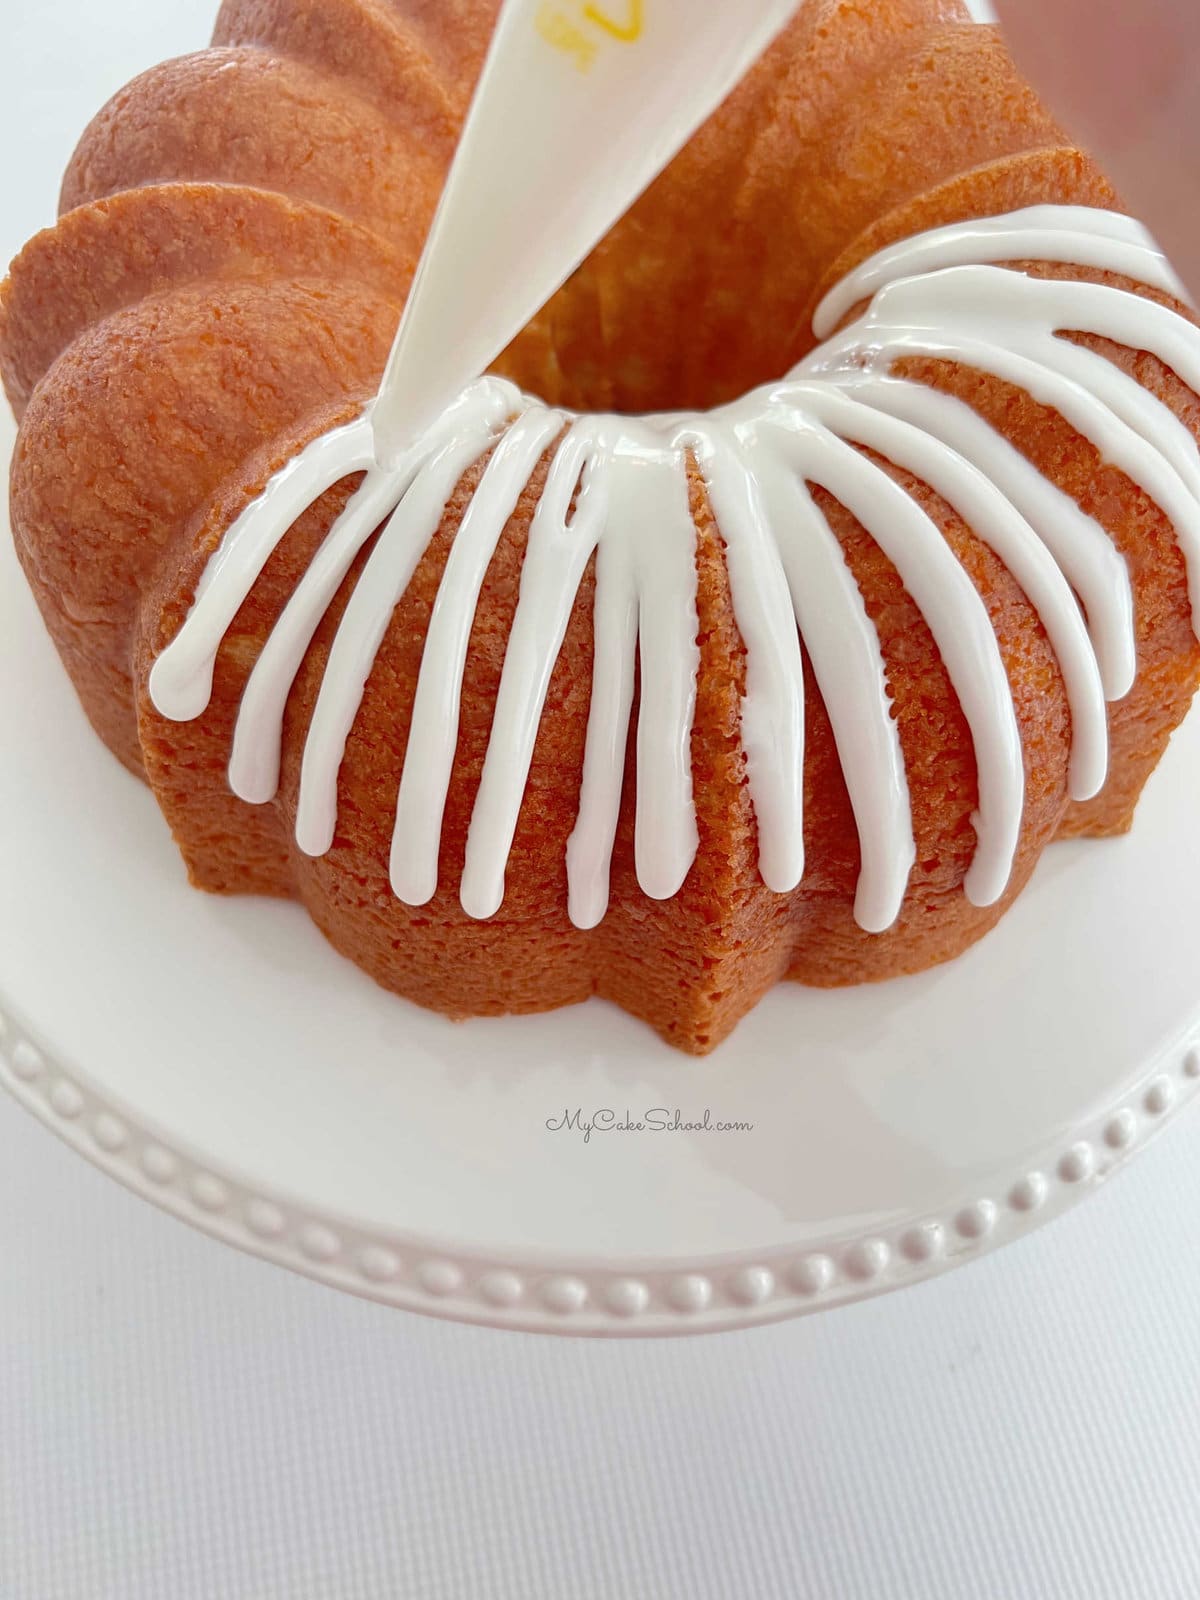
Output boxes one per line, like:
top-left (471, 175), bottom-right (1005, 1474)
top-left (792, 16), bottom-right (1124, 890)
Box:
top-left (3, 413), bottom-right (1199, 1335)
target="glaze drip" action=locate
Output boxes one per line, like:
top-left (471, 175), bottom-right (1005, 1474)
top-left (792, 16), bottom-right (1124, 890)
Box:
top-left (148, 206), bottom-right (1200, 932)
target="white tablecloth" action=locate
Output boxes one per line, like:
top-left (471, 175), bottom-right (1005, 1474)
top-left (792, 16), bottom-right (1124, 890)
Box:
top-left (5, 4), bottom-right (1200, 1597)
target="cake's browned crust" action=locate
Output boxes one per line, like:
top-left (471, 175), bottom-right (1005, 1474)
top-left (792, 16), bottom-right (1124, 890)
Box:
top-left (60, 49), bottom-right (443, 245)
top-left (4, 0), bottom-right (1200, 1052)
top-left (1, 185), bottom-right (409, 421)
top-left (10, 279), bottom-right (398, 771)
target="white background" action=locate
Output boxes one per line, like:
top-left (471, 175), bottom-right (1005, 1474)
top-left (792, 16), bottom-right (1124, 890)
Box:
top-left (4, 3), bottom-right (1200, 1597)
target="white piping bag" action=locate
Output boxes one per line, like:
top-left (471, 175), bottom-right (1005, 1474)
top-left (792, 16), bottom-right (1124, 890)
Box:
top-left (372, 0), bottom-right (802, 467)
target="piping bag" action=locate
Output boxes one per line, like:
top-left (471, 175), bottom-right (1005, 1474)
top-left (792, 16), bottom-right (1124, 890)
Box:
top-left (372, 0), bottom-right (802, 469)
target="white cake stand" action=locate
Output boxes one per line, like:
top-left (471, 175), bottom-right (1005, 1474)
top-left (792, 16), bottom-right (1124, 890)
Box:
top-left (3, 417), bottom-right (1198, 1337)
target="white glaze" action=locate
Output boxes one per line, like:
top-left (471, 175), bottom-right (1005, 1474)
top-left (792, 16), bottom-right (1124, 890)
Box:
top-left (391, 404), bottom-right (566, 908)
top-left (812, 204), bottom-right (1192, 338)
top-left (294, 389), bottom-right (516, 858)
top-left (148, 206), bottom-right (1200, 932)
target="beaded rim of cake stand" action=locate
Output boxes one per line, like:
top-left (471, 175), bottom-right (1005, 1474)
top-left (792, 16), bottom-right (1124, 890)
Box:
top-left (1, 990), bottom-right (1197, 1337)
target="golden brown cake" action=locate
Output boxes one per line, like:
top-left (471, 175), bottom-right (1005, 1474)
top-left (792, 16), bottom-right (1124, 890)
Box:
top-left (3, 0), bottom-right (1200, 1053)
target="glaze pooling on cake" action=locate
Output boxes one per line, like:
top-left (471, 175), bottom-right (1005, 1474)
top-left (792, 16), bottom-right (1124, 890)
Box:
top-left (148, 207), bottom-right (1200, 935)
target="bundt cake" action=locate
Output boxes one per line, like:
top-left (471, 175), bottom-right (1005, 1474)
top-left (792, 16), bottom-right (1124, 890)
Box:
top-left (4, 0), bottom-right (1200, 1054)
